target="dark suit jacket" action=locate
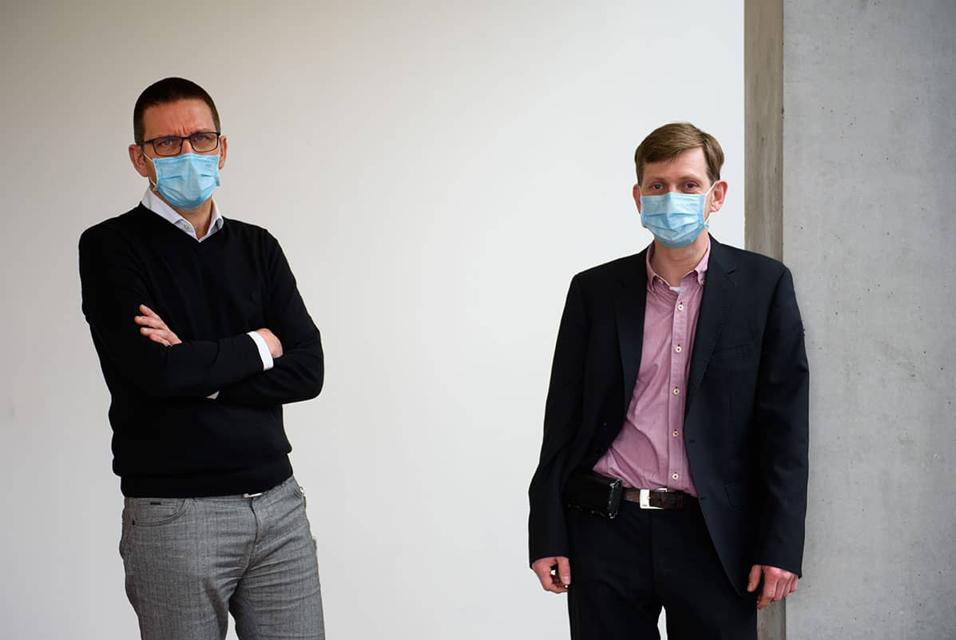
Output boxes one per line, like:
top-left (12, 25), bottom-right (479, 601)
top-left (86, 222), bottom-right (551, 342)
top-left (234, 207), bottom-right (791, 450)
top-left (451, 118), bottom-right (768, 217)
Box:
top-left (528, 236), bottom-right (809, 594)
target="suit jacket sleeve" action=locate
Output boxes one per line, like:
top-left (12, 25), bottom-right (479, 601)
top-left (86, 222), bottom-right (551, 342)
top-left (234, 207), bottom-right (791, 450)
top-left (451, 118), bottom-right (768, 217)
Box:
top-left (79, 226), bottom-right (265, 398)
top-left (216, 234), bottom-right (323, 408)
top-left (529, 274), bottom-right (589, 564)
top-left (754, 267), bottom-right (810, 575)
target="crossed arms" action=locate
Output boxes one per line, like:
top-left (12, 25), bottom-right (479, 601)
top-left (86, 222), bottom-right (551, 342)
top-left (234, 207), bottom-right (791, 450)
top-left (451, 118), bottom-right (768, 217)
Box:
top-left (78, 225), bottom-right (322, 407)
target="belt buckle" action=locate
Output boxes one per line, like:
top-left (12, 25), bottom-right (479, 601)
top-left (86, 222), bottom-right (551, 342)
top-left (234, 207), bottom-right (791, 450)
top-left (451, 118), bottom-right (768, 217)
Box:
top-left (638, 489), bottom-right (664, 510)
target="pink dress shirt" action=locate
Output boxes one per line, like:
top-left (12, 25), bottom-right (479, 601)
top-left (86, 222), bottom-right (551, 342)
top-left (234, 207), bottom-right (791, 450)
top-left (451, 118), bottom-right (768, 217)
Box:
top-left (592, 239), bottom-right (711, 495)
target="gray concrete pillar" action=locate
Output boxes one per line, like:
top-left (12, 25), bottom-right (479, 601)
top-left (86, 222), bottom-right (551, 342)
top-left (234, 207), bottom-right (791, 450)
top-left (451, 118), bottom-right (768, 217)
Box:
top-left (746, 0), bottom-right (956, 638)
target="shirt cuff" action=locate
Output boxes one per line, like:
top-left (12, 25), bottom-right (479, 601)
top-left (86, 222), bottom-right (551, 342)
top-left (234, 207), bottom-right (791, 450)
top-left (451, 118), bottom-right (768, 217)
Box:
top-left (207, 391), bottom-right (220, 400)
top-left (247, 331), bottom-right (274, 371)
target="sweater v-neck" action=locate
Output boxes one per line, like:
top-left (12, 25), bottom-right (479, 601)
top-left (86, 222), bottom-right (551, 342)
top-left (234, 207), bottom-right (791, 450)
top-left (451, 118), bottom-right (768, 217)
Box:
top-left (135, 204), bottom-right (228, 250)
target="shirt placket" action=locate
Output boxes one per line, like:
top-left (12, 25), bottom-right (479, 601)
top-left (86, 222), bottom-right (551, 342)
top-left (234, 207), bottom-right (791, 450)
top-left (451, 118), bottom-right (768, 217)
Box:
top-left (667, 284), bottom-right (688, 489)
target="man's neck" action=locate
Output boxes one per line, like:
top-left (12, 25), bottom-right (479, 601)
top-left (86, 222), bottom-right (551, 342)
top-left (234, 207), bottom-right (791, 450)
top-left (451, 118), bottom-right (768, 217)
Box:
top-left (650, 234), bottom-right (710, 287)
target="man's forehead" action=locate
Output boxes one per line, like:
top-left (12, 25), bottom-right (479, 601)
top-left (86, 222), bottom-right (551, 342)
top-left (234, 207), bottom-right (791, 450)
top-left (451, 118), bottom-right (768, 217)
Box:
top-left (142, 99), bottom-right (215, 135)
top-left (643, 148), bottom-right (708, 181)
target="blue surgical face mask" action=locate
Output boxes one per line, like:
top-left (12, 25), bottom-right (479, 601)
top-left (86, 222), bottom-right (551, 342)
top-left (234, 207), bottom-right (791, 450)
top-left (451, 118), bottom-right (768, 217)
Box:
top-left (639, 182), bottom-right (718, 248)
top-left (148, 152), bottom-right (221, 210)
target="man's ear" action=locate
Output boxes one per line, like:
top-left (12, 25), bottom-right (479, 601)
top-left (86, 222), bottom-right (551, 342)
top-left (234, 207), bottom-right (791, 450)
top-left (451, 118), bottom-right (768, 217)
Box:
top-left (709, 180), bottom-right (728, 213)
top-left (129, 144), bottom-right (150, 178)
top-left (633, 183), bottom-right (642, 213)
top-left (218, 135), bottom-right (228, 170)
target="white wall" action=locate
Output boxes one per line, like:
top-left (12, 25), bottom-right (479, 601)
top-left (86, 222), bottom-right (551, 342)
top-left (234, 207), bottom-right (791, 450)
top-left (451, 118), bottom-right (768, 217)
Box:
top-left (0, 1), bottom-right (742, 638)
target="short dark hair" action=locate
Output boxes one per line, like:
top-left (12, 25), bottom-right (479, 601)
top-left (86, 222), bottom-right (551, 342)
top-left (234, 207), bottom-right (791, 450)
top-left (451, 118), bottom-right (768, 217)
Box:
top-left (634, 122), bottom-right (724, 185)
top-left (133, 77), bottom-right (220, 144)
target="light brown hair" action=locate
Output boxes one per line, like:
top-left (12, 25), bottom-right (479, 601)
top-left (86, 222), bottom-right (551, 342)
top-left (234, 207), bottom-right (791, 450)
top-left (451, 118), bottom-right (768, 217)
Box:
top-left (634, 122), bottom-right (724, 185)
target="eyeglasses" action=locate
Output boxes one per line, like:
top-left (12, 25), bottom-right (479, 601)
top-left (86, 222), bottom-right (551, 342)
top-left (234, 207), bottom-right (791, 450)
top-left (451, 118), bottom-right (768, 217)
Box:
top-left (142, 131), bottom-right (221, 157)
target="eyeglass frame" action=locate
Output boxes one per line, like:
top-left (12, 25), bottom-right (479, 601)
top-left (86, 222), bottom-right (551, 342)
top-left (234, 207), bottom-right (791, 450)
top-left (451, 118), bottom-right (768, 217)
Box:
top-left (140, 131), bottom-right (222, 157)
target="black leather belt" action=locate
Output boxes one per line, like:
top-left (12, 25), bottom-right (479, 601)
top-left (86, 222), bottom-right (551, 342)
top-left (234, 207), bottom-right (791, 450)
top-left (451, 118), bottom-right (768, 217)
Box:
top-left (622, 488), bottom-right (694, 510)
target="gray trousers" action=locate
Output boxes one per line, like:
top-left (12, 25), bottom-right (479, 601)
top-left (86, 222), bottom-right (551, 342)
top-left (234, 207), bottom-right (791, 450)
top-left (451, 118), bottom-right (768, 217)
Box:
top-left (120, 476), bottom-right (325, 640)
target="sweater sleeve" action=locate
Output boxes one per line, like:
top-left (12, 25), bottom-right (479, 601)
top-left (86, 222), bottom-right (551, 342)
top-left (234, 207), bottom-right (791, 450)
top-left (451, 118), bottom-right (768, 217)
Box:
top-left (216, 233), bottom-right (324, 408)
top-left (79, 225), bottom-right (266, 398)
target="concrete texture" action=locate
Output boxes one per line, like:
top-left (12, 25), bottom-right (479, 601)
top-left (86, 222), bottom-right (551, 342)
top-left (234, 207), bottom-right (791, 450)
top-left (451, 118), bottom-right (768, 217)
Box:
top-left (747, 0), bottom-right (956, 637)
top-left (745, 0), bottom-right (783, 262)
top-left (745, 1), bottom-right (788, 636)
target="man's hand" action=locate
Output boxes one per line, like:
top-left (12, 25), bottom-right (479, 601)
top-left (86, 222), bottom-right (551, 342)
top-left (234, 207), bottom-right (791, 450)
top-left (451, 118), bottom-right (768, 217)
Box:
top-left (747, 564), bottom-right (798, 609)
top-left (531, 556), bottom-right (571, 594)
top-left (135, 305), bottom-right (181, 347)
top-left (255, 328), bottom-right (283, 359)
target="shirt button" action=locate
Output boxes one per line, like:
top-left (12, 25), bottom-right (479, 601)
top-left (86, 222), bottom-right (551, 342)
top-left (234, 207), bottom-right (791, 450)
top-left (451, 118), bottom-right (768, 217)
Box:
top-left (672, 430), bottom-right (680, 437)
top-left (675, 345), bottom-right (682, 353)
top-left (673, 387), bottom-right (680, 396)
top-left (672, 473), bottom-right (680, 480)
top-left (677, 303), bottom-right (685, 311)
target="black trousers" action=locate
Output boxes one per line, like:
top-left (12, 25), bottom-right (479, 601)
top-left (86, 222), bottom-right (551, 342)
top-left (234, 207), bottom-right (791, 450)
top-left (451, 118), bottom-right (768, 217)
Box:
top-left (566, 499), bottom-right (756, 640)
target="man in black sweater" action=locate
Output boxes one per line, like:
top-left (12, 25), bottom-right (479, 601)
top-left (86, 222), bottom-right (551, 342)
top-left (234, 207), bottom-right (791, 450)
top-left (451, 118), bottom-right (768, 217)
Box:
top-left (79, 77), bottom-right (325, 639)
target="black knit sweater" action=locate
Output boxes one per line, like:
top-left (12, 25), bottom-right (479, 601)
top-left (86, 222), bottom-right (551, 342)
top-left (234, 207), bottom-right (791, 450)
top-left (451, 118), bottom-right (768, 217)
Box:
top-left (79, 205), bottom-right (323, 497)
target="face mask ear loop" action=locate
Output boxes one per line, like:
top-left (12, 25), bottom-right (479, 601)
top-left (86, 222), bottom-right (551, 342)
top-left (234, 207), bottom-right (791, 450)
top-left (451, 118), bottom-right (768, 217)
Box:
top-left (140, 147), bottom-right (160, 191)
top-left (216, 148), bottom-right (224, 183)
top-left (703, 180), bottom-right (720, 220)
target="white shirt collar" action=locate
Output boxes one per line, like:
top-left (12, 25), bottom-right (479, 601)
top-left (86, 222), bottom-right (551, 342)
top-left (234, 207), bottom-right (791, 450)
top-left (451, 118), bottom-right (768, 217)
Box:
top-left (141, 188), bottom-right (224, 242)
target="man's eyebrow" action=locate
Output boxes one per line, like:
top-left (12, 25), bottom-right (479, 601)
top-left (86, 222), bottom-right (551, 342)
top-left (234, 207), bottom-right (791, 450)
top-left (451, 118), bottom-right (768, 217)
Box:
top-left (644, 173), bottom-right (706, 183)
top-left (145, 128), bottom-right (217, 139)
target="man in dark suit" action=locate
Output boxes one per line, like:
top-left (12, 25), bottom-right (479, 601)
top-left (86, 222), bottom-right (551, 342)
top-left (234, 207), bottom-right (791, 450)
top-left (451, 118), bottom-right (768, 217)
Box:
top-left (528, 122), bottom-right (808, 639)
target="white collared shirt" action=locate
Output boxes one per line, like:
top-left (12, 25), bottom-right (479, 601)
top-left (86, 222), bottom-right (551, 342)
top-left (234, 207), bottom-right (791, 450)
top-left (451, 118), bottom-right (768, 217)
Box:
top-left (141, 188), bottom-right (225, 242)
top-left (140, 189), bottom-right (274, 397)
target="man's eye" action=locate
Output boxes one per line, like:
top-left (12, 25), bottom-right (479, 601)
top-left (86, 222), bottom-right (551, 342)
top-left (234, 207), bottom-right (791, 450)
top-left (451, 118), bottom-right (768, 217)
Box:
top-left (155, 137), bottom-right (179, 149)
top-left (192, 133), bottom-right (215, 144)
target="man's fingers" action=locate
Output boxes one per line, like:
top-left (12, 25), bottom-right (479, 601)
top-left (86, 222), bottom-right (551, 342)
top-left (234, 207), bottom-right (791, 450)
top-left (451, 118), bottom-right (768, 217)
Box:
top-left (758, 571), bottom-right (779, 609)
top-left (751, 566), bottom-right (799, 608)
top-left (135, 316), bottom-right (168, 330)
top-left (141, 327), bottom-right (180, 347)
top-left (142, 329), bottom-right (170, 347)
top-left (772, 579), bottom-right (787, 602)
top-left (139, 304), bottom-right (160, 319)
top-left (531, 562), bottom-right (558, 592)
top-left (531, 557), bottom-right (570, 594)
top-left (556, 556), bottom-right (571, 587)
top-left (780, 575), bottom-right (797, 598)
top-left (136, 309), bottom-right (182, 347)
top-left (544, 580), bottom-right (565, 594)
top-left (746, 565), bottom-right (762, 593)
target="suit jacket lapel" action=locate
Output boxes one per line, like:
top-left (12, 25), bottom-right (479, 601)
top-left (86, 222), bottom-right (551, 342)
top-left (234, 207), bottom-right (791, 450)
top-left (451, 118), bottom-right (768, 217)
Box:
top-left (686, 237), bottom-right (737, 414)
top-left (615, 251), bottom-right (648, 414)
